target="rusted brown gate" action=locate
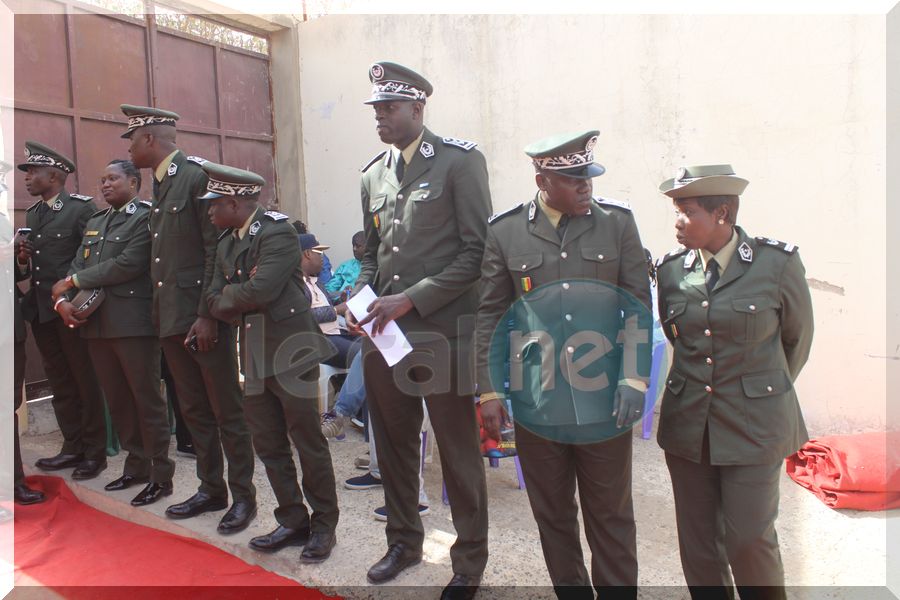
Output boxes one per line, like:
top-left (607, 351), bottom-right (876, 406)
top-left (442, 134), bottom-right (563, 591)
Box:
top-left (13, 1), bottom-right (276, 384)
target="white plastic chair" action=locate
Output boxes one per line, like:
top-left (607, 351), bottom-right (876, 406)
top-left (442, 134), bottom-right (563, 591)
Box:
top-left (318, 364), bottom-right (348, 414)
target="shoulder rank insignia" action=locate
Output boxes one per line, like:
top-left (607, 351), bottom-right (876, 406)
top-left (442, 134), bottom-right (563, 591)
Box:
top-left (26, 199), bottom-right (42, 212)
top-left (248, 221), bottom-right (261, 236)
top-left (361, 150), bottom-right (387, 173)
top-left (264, 210), bottom-right (289, 222)
top-left (755, 236), bottom-right (798, 254)
top-left (69, 193), bottom-right (93, 202)
top-left (217, 228), bottom-right (233, 242)
top-left (655, 246), bottom-right (689, 268)
top-left (186, 156), bottom-right (207, 166)
top-left (420, 141), bottom-right (435, 158)
top-left (738, 241), bottom-right (754, 262)
top-left (139, 199), bottom-right (152, 207)
top-left (125, 201), bottom-right (137, 215)
top-left (167, 163), bottom-right (178, 177)
top-left (594, 196), bottom-right (632, 211)
top-left (441, 137), bottom-right (477, 151)
top-left (51, 199), bottom-right (64, 211)
top-left (488, 203), bottom-right (523, 224)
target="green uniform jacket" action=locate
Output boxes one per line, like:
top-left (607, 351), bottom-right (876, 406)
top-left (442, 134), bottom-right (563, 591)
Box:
top-left (208, 206), bottom-right (335, 381)
top-left (68, 199), bottom-right (154, 339)
top-left (656, 226), bottom-right (814, 465)
top-left (149, 151), bottom-right (215, 337)
top-left (356, 128), bottom-right (493, 339)
top-left (22, 189), bottom-right (97, 323)
top-left (475, 196), bottom-right (652, 429)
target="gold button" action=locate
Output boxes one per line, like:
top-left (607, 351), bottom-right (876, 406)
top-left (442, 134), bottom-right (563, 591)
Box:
top-left (704, 329), bottom-right (711, 337)
top-left (701, 300), bottom-right (709, 308)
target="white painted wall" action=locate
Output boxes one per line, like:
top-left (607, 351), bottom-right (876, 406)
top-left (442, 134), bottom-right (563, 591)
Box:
top-left (292, 13), bottom-right (887, 433)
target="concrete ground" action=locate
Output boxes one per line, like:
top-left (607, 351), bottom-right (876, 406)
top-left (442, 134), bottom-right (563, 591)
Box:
top-left (15, 419), bottom-right (898, 600)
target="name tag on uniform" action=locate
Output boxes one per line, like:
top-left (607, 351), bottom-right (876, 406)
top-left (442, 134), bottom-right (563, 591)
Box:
top-left (85, 230), bottom-right (99, 236)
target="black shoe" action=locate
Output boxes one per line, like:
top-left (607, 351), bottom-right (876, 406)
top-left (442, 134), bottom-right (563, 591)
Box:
top-left (72, 459), bottom-right (107, 480)
top-left (217, 501), bottom-right (257, 534)
top-left (14, 484), bottom-right (46, 505)
top-left (176, 445), bottom-right (196, 459)
top-left (441, 573), bottom-right (481, 600)
top-left (249, 525), bottom-right (311, 553)
top-left (131, 482), bottom-right (173, 506)
top-left (104, 474), bottom-right (148, 491)
top-left (366, 543), bottom-right (422, 584)
top-left (165, 492), bottom-right (229, 519)
top-left (299, 531), bottom-right (336, 564)
top-left (35, 452), bottom-right (84, 471)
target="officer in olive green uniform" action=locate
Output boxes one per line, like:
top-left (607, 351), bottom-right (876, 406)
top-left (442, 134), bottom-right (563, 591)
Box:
top-left (353, 62), bottom-right (491, 595)
top-left (204, 162), bottom-right (339, 563)
top-left (16, 142), bottom-right (107, 478)
top-left (475, 131), bottom-right (651, 599)
top-left (55, 183), bottom-right (175, 506)
top-left (120, 105), bottom-right (255, 532)
top-left (655, 165), bottom-right (814, 600)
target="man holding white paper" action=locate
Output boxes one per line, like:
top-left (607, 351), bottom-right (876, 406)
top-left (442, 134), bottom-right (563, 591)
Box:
top-left (347, 61), bottom-right (492, 599)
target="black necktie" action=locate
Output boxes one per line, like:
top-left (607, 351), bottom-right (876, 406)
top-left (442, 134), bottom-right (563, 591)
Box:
top-left (556, 214), bottom-right (569, 240)
top-left (705, 258), bottom-right (720, 294)
top-left (37, 201), bottom-right (49, 219)
top-left (396, 155), bottom-right (405, 183)
top-left (152, 177), bottom-right (160, 201)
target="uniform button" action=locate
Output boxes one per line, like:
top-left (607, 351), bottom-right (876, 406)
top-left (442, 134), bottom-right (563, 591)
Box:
top-left (153, 233), bottom-right (159, 238)
top-left (701, 300), bottom-right (709, 308)
top-left (562, 282), bottom-right (570, 290)
top-left (705, 385), bottom-right (713, 393)
top-left (196, 279), bottom-right (201, 284)
top-left (749, 304), bottom-right (757, 311)
top-left (704, 329), bottom-right (711, 337)
top-left (521, 264), bottom-right (527, 269)
top-left (35, 281), bottom-right (40, 285)
top-left (393, 275), bottom-right (399, 281)
top-left (154, 208), bottom-right (160, 213)
top-left (35, 266), bottom-right (40, 271)
top-left (36, 234), bottom-right (41, 239)
top-left (392, 246), bottom-right (399, 253)
top-left (154, 258), bottom-right (160, 263)
top-left (515, 353), bottom-right (521, 359)
top-left (597, 254), bottom-right (604, 260)
top-left (766, 385), bottom-right (774, 392)
top-left (667, 379), bottom-right (673, 385)
top-left (115, 237), bottom-right (120, 241)
top-left (157, 281), bottom-right (163, 287)
top-left (290, 308), bottom-right (295, 313)
top-left (397, 193), bottom-right (404, 200)
top-left (565, 314), bottom-right (572, 321)
top-left (129, 290), bottom-right (134, 295)
top-left (706, 357), bottom-right (713, 365)
top-left (393, 218), bottom-right (401, 224)
top-left (566, 346), bottom-right (575, 354)
top-left (245, 323), bottom-right (252, 329)
top-left (35, 250), bottom-right (40, 255)
top-left (100, 237), bottom-right (104, 240)
top-left (560, 251), bottom-right (568, 259)
top-left (237, 269), bottom-right (242, 276)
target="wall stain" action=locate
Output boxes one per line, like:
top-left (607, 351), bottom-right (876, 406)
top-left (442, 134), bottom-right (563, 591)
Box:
top-left (807, 278), bottom-right (845, 296)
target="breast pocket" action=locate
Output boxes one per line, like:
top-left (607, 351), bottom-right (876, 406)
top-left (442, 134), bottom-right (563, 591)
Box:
top-left (409, 182), bottom-right (446, 230)
top-left (80, 236), bottom-right (101, 262)
top-left (731, 296), bottom-right (779, 343)
top-left (160, 194), bottom-right (193, 235)
top-left (662, 299), bottom-right (687, 339)
top-left (507, 253), bottom-right (545, 298)
top-left (369, 194), bottom-right (387, 233)
top-left (580, 246), bottom-right (618, 279)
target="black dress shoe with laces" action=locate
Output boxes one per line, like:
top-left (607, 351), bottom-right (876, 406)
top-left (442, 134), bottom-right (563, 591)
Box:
top-left (217, 501), bottom-right (257, 534)
top-left (165, 492), bottom-right (229, 519)
top-left (35, 453), bottom-right (84, 471)
top-left (366, 543), bottom-right (423, 584)
top-left (249, 525), bottom-right (311, 553)
top-left (300, 531), bottom-right (336, 564)
top-left (72, 459), bottom-right (107, 480)
top-left (131, 482), bottom-right (173, 506)
top-left (440, 573), bottom-right (481, 600)
top-left (14, 484), bottom-right (45, 505)
top-left (104, 474), bottom-right (148, 491)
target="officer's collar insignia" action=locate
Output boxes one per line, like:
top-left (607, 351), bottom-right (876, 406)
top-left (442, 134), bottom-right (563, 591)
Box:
top-left (264, 210), bottom-right (289, 222)
top-left (528, 201), bottom-right (537, 222)
top-left (51, 199), bottom-right (64, 211)
top-left (419, 182), bottom-right (429, 188)
top-left (167, 162), bottom-right (178, 177)
top-left (738, 242), bottom-right (753, 263)
top-left (420, 141), bottom-right (435, 158)
top-left (683, 249), bottom-right (696, 269)
top-left (125, 201), bottom-right (137, 215)
top-left (248, 221), bottom-right (261, 236)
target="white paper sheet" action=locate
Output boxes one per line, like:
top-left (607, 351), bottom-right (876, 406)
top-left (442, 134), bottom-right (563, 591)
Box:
top-left (345, 285), bottom-right (413, 367)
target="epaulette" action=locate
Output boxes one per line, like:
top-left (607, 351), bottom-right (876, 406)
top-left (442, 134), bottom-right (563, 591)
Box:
top-left (655, 246), bottom-right (689, 268)
top-left (442, 137), bottom-right (477, 151)
top-left (488, 203), bottom-right (524, 224)
top-left (186, 156), bottom-right (208, 166)
top-left (90, 207), bottom-right (112, 218)
top-left (69, 193), bottom-right (93, 202)
top-left (26, 199), bottom-right (42, 212)
top-left (264, 210), bottom-right (289, 222)
top-left (139, 199), bottom-right (152, 207)
top-left (594, 196), bottom-right (632, 211)
top-left (755, 236), bottom-right (798, 254)
top-left (217, 228), bottom-right (233, 241)
top-left (361, 151), bottom-right (387, 173)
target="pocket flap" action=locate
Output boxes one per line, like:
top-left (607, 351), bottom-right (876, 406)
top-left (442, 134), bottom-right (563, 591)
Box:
top-left (732, 296), bottom-right (776, 314)
top-left (741, 370), bottom-right (792, 398)
top-left (410, 183), bottom-right (443, 202)
top-left (370, 194), bottom-right (387, 212)
top-left (176, 269), bottom-right (203, 288)
top-left (663, 301), bottom-right (687, 322)
top-left (580, 247), bottom-right (618, 263)
top-left (270, 301), bottom-right (308, 322)
top-left (508, 253), bottom-right (543, 273)
top-left (665, 370), bottom-right (686, 395)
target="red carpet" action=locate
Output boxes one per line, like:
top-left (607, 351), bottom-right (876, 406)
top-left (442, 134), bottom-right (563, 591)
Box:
top-left (786, 431), bottom-right (900, 511)
top-left (12, 475), bottom-right (340, 598)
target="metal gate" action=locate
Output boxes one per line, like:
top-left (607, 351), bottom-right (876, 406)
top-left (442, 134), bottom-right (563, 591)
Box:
top-left (13, 1), bottom-right (276, 384)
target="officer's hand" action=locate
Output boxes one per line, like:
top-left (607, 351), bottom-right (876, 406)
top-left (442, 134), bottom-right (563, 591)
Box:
top-left (51, 277), bottom-right (74, 301)
top-left (480, 399), bottom-right (509, 443)
top-left (358, 293), bottom-right (414, 336)
top-left (56, 301), bottom-right (86, 329)
top-left (185, 316), bottom-right (218, 352)
top-left (16, 238), bottom-right (33, 265)
top-left (612, 385), bottom-right (646, 429)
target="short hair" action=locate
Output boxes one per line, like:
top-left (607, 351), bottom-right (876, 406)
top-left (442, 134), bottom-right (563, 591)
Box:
top-left (107, 159), bottom-right (142, 193)
top-left (351, 230), bottom-right (365, 245)
top-left (695, 195), bottom-right (740, 225)
top-left (291, 220), bottom-right (308, 234)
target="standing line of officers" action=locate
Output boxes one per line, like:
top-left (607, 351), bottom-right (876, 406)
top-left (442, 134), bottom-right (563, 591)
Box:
top-left (10, 60), bottom-right (814, 600)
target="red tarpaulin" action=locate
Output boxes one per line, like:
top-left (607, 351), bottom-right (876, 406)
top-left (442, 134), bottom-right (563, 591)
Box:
top-left (11, 475), bottom-right (341, 599)
top-left (785, 431), bottom-right (900, 511)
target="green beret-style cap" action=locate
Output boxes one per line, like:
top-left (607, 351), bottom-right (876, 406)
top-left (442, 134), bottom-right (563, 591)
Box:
top-left (17, 141), bottom-right (76, 174)
top-left (364, 61), bottom-right (434, 104)
top-left (198, 161), bottom-right (266, 200)
top-left (120, 104), bottom-right (181, 138)
top-left (524, 129), bottom-right (605, 179)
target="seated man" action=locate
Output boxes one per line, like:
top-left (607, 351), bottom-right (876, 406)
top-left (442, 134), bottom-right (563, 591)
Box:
top-left (325, 230), bottom-right (364, 303)
top-left (299, 233), bottom-right (359, 368)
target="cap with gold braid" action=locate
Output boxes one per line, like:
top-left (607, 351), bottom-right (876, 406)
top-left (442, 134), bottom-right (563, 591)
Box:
top-left (119, 104), bottom-right (180, 139)
top-left (524, 129), bottom-right (605, 180)
top-left (17, 141), bottom-right (76, 174)
top-left (364, 61), bottom-right (433, 104)
top-left (658, 164), bottom-right (749, 199)
top-left (198, 161), bottom-right (265, 200)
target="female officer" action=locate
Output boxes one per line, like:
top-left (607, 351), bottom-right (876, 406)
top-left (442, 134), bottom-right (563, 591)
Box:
top-left (655, 165), bottom-right (814, 600)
